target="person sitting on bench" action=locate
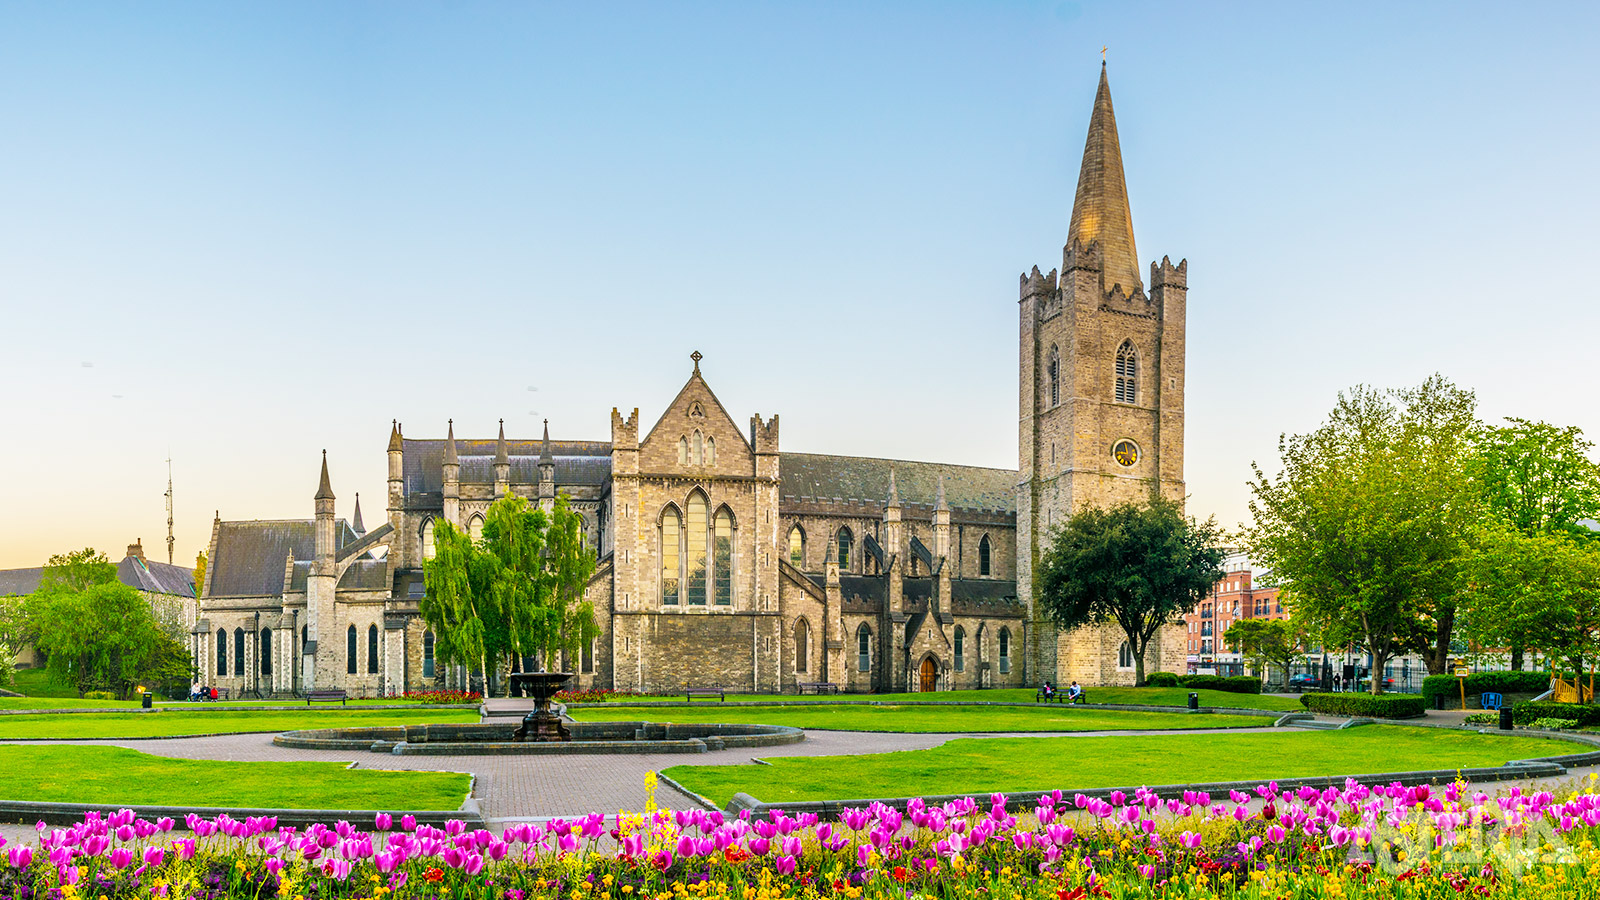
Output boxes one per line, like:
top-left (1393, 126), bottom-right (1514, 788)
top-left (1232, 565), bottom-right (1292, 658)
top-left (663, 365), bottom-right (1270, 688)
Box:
top-left (1067, 681), bottom-right (1083, 703)
top-left (1040, 681), bottom-right (1055, 699)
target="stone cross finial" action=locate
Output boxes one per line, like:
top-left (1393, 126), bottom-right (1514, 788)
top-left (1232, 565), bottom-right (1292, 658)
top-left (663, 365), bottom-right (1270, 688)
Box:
top-left (691, 350), bottom-right (703, 373)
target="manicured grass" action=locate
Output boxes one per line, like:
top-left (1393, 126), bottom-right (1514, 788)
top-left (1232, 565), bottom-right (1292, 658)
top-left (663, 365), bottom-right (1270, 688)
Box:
top-left (7, 667), bottom-right (83, 699)
top-left (664, 725), bottom-right (1564, 806)
top-left (0, 708), bottom-right (480, 739)
top-left (0, 745), bottom-right (469, 809)
top-left (568, 703), bottom-right (1266, 733)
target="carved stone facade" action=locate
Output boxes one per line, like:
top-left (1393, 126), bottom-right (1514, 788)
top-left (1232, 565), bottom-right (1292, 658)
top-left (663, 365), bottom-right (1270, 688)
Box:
top-left (196, 64), bottom-right (1184, 696)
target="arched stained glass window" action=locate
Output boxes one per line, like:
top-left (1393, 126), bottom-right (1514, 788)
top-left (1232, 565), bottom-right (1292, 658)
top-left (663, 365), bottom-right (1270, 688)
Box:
top-left (368, 624), bottom-right (379, 674)
top-left (788, 526), bottom-right (804, 568)
top-left (693, 432), bottom-right (704, 466)
top-left (233, 627), bottom-right (245, 677)
top-left (1115, 340), bottom-right (1137, 404)
top-left (260, 628), bottom-right (272, 676)
top-left (978, 535), bottom-right (991, 576)
top-left (857, 624), bottom-right (872, 673)
top-left (836, 527), bottom-right (852, 571)
top-left (712, 508), bottom-right (733, 606)
top-left (685, 493), bottom-right (708, 604)
top-left (216, 629), bottom-right (227, 676)
top-left (423, 630), bottom-right (436, 678)
top-left (660, 507), bottom-right (681, 605)
top-left (346, 625), bottom-right (358, 675)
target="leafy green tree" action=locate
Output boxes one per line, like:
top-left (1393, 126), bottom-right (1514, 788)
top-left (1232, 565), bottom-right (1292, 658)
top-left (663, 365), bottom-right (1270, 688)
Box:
top-left (192, 551), bottom-right (208, 599)
top-left (1036, 496), bottom-right (1227, 686)
top-left (1465, 418), bottom-right (1600, 669)
top-left (1460, 523), bottom-right (1600, 680)
top-left (0, 594), bottom-right (28, 687)
top-left (34, 581), bottom-right (181, 698)
top-left (37, 548), bottom-right (117, 594)
top-left (1246, 376), bottom-right (1480, 691)
top-left (1224, 617), bottom-right (1305, 688)
top-left (422, 494), bottom-right (600, 691)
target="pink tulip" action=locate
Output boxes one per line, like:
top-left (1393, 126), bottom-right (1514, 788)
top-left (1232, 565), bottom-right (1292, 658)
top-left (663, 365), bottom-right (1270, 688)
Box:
top-left (774, 854), bottom-right (797, 875)
top-left (142, 847), bottom-right (165, 867)
top-left (1265, 825), bottom-right (1287, 844)
top-left (109, 848), bottom-right (133, 869)
top-left (401, 815), bottom-right (417, 832)
top-left (6, 846), bottom-right (31, 868)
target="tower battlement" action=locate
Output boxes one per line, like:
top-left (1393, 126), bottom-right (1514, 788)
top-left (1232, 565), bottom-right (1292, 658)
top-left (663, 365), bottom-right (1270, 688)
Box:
top-left (749, 413), bottom-right (779, 453)
top-left (610, 407), bottom-right (639, 447)
top-left (1150, 256), bottom-right (1188, 290)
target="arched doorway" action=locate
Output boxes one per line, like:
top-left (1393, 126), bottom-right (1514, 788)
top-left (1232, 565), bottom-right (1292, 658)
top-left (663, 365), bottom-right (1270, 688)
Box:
top-left (919, 656), bottom-right (938, 693)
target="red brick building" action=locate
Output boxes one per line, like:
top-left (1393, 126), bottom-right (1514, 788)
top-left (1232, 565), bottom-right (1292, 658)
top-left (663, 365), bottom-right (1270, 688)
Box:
top-left (1182, 562), bottom-right (1284, 675)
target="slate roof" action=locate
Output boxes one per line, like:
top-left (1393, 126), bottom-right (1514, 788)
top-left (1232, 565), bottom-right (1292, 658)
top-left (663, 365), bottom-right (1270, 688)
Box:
top-left (208, 519), bottom-right (359, 597)
top-left (779, 453), bottom-right (1016, 515)
top-left (403, 438), bottom-right (612, 493)
top-left (1, 557), bottom-right (196, 598)
top-left (117, 557), bottom-right (196, 597)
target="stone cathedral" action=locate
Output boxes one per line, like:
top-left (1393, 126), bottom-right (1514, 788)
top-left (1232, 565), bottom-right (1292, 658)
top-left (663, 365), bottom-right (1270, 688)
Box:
top-left (196, 65), bottom-right (1187, 697)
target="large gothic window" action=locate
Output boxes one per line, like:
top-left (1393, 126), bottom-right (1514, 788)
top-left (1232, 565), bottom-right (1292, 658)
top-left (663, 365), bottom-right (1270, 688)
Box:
top-left (1115, 340), bottom-right (1138, 404)
top-left (954, 627), bottom-right (965, 672)
top-left (468, 515), bottom-right (484, 543)
top-left (706, 436), bottom-right (716, 467)
top-left (347, 625), bottom-right (358, 675)
top-left (978, 535), bottom-right (991, 576)
top-left (368, 624), bottom-right (379, 674)
top-left (1118, 641), bottom-right (1134, 669)
top-left (857, 624), bottom-right (872, 673)
top-left (423, 630), bottom-right (436, 678)
top-left (787, 526), bottom-right (804, 569)
top-left (794, 618), bottom-right (810, 673)
top-left (712, 508), bottom-right (733, 606)
top-left (216, 629), bottom-right (227, 676)
top-left (677, 437), bottom-right (688, 466)
top-left (420, 518), bottom-right (436, 561)
top-left (836, 527), bottom-right (853, 571)
top-left (685, 493), bottom-right (708, 604)
top-left (998, 627), bottom-right (1011, 674)
top-left (233, 627), bottom-right (245, 677)
top-left (260, 628), bottom-right (272, 676)
top-left (660, 507), bottom-right (681, 605)
top-left (1047, 344), bottom-right (1060, 408)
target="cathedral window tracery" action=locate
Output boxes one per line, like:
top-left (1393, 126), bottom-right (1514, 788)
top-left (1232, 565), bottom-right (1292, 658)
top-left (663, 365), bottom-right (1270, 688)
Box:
top-left (685, 492), bottom-right (708, 603)
top-left (1115, 340), bottom-right (1138, 404)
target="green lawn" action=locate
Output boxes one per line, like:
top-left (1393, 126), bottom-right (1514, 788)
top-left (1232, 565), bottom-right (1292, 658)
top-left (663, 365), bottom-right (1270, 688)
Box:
top-left (607, 687), bottom-right (1302, 712)
top-left (568, 703), bottom-right (1266, 733)
top-left (665, 726), bottom-right (1563, 806)
top-left (0, 708), bottom-right (480, 739)
top-left (0, 745), bottom-right (469, 809)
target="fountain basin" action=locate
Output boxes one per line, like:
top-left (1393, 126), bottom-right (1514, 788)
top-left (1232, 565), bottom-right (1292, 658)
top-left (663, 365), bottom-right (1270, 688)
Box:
top-left (274, 721), bottom-right (804, 755)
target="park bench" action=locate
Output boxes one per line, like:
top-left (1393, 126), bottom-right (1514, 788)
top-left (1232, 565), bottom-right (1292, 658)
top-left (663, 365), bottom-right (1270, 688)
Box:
top-left (797, 681), bottom-right (840, 695)
top-left (1035, 688), bottom-right (1065, 703)
top-left (306, 689), bottom-right (349, 706)
top-left (685, 686), bottom-right (725, 702)
top-left (204, 688), bottom-right (230, 702)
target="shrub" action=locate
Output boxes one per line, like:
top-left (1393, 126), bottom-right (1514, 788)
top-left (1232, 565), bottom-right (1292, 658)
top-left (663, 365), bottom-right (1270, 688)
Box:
top-left (1530, 717), bottom-right (1581, 730)
top-left (1299, 692), bottom-right (1427, 718)
top-left (1144, 672), bottom-right (1181, 688)
top-left (82, 690), bottom-right (116, 701)
top-left (1179, 675), bottom-right (1262, 694)
top-left (1421, 671), bottom-right (1553, 701)
top-left (1511, 701), bottom-right (1600, 727)
top-left (1463, 712), bottom-right (1497, 725)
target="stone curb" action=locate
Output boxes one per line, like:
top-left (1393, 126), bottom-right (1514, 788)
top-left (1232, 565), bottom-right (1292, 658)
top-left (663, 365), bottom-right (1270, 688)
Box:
top-left (721, 727), bottom-right (1600, 821)
top-left (655, 772), bottom-right (718, 811)
top-left (273, 722), bottom-right (807, 755)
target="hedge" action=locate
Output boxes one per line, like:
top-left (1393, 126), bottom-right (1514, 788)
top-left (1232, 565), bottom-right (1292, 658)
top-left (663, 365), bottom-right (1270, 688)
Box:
top-left (1144, 672), bottom-right (1182, 687)
top-left (1299, 692), bottom-right (1428, 718)
top-left (1178, 675), bottom-right (1263, 694)
top-left (1420, 671), bottom-right (1553, 700)
top-left (1511, 700), bottom-right (1600, 727)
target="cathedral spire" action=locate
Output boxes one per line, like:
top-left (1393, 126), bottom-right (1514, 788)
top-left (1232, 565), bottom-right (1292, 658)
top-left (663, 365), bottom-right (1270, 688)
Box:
top-left (444, 419), bottom-right (459, 465)
top-left (388, 419), bottom-right (403, 452)
top-left (315, 450), bottom-right (335, 501)
top-left (494, 418), bottom-right (510, 465)
top-left (540, 418), bottom-right (554, 464)
top-left (1067, 63), bottom-right (1142, 296)
top-left (352, 492), bottom-right (365, 534)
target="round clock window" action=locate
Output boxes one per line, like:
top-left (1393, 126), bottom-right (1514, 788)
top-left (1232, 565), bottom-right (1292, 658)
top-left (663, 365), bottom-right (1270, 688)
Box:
top-left (1112, 440), bottom-right (1139, 467)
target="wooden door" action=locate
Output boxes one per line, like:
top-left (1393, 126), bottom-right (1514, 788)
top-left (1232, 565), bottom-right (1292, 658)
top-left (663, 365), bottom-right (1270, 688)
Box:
top-left (919, 657), bottom-right (938, 693)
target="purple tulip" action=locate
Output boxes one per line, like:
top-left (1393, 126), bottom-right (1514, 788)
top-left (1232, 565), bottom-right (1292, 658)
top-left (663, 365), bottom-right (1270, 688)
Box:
top-left (6, 846), bottom-right (31, 868)
top-left (774, 854), bottom-right (797, 875)
top-left (109, 847), bottom-right (133, 870)
top-left (142, 847), bottom-right (165, 867)
top-left (401, 815), bottom-right (417, 832)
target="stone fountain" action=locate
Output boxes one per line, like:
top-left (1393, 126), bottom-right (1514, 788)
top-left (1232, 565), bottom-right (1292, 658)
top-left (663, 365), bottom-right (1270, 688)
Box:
top-left (509, 671), bottom-right (573, 742)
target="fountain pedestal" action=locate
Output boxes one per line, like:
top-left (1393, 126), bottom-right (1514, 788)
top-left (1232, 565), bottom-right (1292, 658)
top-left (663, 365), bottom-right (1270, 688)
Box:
top-left (509, 672), bottom-right (573, 742)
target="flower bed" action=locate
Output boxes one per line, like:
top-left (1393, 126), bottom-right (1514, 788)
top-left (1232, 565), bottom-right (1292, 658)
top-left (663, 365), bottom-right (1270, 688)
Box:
top-left (554, 688), bottom-right (671, 704)
top-left (399, 691), bottom-right (481, 705)
top-left (5, 775), bottom-right (1600, 898)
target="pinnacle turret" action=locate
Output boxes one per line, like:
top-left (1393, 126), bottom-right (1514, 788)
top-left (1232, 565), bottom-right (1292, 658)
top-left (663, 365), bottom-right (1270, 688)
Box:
top-left (539, 419), bottom-right (554, 464)
top-left (351, 492), bottom-right (365, 534)
top-left (444, 419), bottom-right (459, 465)
top-left (314, 450), bottom-right (335, 501)
top-left (387, 419), bottom-right (402, 452)
top-left (1067, 63), bottom-right (1142, 297)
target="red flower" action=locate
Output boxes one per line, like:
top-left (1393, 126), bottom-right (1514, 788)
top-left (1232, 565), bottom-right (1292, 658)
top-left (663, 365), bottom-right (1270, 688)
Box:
top-left (1058, 889), bottom-right (1086, 900)
top-left (423, 867), bottom-right (444, 884)
top-left (723, 846), bottom-right (750, 863)
top-left (892, 866), bottom-right (910, 882)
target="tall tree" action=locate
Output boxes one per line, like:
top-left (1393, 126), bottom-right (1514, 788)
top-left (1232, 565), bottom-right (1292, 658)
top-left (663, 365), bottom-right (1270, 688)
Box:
top-left (1246, 376), bottom-right (1480, 691)
top-left (422, 494), bottom-right (600, 691)
top-left (1035, 496), bottom-right (1227, 686)
top-left (1466, 418), bottom-right (1600, 669)
top-left (1460, 523), bottom-right (1600, 679)
top-left (34, 581), bottom-right (183, 698)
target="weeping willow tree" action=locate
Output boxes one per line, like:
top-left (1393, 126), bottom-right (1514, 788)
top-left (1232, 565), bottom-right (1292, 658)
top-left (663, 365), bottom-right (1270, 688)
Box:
top-left (421, 494), bottom-right (600, 691)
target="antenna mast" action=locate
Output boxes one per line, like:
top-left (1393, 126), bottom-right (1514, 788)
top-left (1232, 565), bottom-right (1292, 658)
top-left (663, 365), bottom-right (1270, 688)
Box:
top-left (165, 455), bottom-right (175, 565)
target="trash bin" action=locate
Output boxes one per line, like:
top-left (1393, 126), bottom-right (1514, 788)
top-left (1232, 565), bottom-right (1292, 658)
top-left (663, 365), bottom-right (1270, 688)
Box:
top-left (1188, 692), bottom-right (1199, 711)
top-left (141, 693), bottom-right (153, 709)
top-left (1499, 706), bottom-right (1514, 731)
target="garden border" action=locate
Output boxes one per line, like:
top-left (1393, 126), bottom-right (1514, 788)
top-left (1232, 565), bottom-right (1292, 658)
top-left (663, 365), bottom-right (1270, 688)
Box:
top-left (0, 704), bottom-right (480, 717)
top-left (719, 727), bottom-right (1600, 820)
top-left (560, 700), bottom-right (1285, 718)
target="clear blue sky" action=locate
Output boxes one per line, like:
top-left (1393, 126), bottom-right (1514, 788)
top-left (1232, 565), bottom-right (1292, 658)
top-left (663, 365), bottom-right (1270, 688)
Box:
top-left (3, 1), bottom-right (1597, 568)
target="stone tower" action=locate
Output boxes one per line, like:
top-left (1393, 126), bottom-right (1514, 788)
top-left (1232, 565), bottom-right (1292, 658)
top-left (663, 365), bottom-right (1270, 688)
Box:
top-left (1017, 64), bottom-right (1189, 686)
